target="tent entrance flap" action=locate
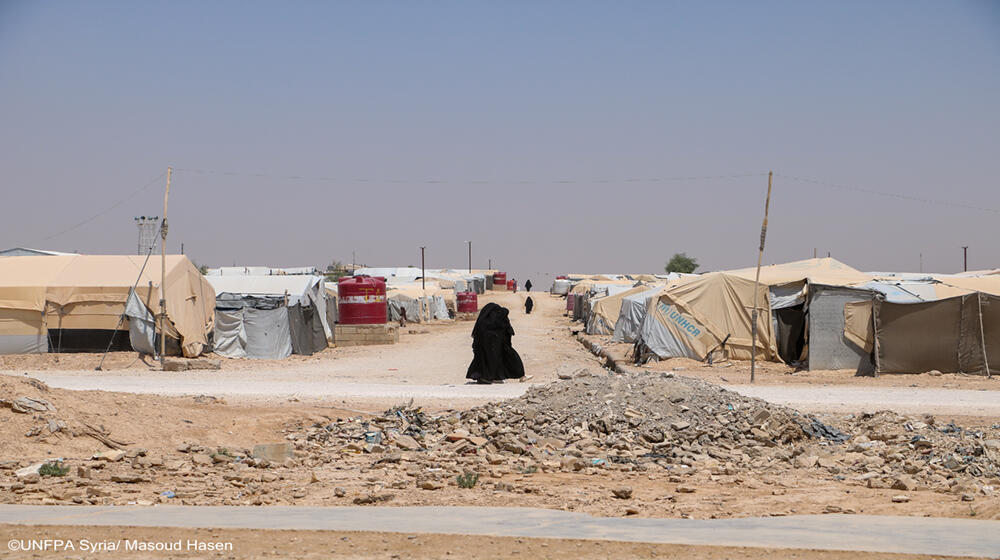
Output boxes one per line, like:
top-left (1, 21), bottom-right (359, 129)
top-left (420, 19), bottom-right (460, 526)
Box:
top-left (773, 304), bottom-right (805, 365)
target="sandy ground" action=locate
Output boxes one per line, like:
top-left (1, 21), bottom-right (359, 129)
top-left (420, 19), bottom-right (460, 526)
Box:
top-left (0, 525), bottom-right (977, 560)
top-left (1, 293), bottom-right (600, 409)
top-left (2, 292), bottom-right (1000, 557)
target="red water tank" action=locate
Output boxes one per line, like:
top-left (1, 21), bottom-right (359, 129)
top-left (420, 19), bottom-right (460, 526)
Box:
top-left (457, 291), bottom-right (478, 313)
top-left (507, 279), bottom-right (515, 292)
top-left (338, 276), bottom-right (387, 324)
top-left (493, 272), bottom-right (507, 290)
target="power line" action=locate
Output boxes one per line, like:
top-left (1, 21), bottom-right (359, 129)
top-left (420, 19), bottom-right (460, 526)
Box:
top-left (775, 173), bottom-right (999, 215)
top-left (173, 167), bottom-right (767, 185)
top-left (32, 171), bottom-right (167, 244)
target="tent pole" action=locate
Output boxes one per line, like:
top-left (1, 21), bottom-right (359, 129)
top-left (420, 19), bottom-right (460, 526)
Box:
top-left (159, 167), bottom-right (171, 364)
top-left (979, 294), bottom-right (991, 378)
top-left (750, 171), bottom-right (773, 384)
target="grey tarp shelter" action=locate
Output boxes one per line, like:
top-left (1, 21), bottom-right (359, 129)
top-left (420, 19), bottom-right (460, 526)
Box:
top-left (612, 287), bottom-right (662, 343)
top-left (213, 295), bottom-right (293, 360)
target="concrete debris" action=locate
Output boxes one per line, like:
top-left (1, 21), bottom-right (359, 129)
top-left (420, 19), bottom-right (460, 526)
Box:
top-left (3, 396), bottom-right (56, 414)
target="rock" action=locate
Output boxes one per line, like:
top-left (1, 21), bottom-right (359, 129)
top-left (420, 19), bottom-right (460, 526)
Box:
top-left (191, 453), bottom-right (213, 466)
top-left (943, 456), bottom-right (962, 470)
top-left (961, 494), bottom-right (975, 502)
top-left (445, 430), bottom-right (470, 442)
top-left (125, 448), bottom-right (147, 459)
top-left (15, 462), bottom-right (48, 479)
top-left (19, 473), bottom-right (40, 484)
top-left (891, 495), bottom-right (910, 503)
top-left (795, 455), bottom-right (819, 468)
top-left (892, 476), bottom-right (917, 491)
top-left (334, 487), bottom-right (347, 497)
top-left (625, 507), bottom-right (639, 515)
top-left (560, 457), bottom-right (586, 471)
top-left (87, 487), bottom-right (110, 498)
top-left (310, 471), bottom-right (320, 484)
top-left (676, 485), bottom-right (696, 493)
top-left (8, 396), bottom-right (56, 413)
top-left (93, 450), bottom-right (126, 462)
top-left (417, 479), bottom-right (443, 490)
top-left (394, 435), bottom-right (421, 451)
top-left (76, 466), bottom-right (91, 479)
top-left (670, 421), bottom-right (690, 431)
top-left (252, 443), bottom-right (294, 462)
top-left (612, 486), bottom-right (633, 499)
top-left (817, 457), bottom-right (838, 469)
top-left (557, 371), bottom-right (574, 380)
top-left (111, 474), bottom-right (144, 483)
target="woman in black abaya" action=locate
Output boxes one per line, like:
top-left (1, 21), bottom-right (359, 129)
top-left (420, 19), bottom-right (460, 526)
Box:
top-left (466, 302), bottom-right (525, 384)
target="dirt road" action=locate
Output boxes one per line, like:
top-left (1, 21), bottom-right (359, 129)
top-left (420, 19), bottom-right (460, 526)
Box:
top-left (2, 506), bottom-right (998, 557)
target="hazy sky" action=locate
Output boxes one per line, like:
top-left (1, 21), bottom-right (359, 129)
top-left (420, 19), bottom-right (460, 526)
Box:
top-left (1, 1), bottom-right (998, 286)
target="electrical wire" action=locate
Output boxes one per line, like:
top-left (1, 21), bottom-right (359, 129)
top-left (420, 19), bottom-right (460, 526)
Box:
top-left (774, 173), bottom-right (999, 215)
top-left (173, 167), bottom-right (767, 185)
top-left (32, 171), bottom-right (166, 244)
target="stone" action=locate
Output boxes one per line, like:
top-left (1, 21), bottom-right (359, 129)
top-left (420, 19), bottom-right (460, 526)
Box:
top-left (19, 473), bottom-right (40, 484)
top-left (252, 442), bottom-right (294, 462)
top-left (191, 453), bottom-right (213, 466)
top-left (676, 485), bottom-right (697, 494)
top-left (111, 474), bottom-right (144, 483)
top-left (310, 471), bottom-right (320, 484)
top-left (417, 479), bottom-right (443, 490)
top-left (93, 450), bottom-right (126, 462)
top-left (76, 466), bottom-right (91, 479)
top-left (625, 507), bottom-right (639, 516)
top-left (560, 457), bottom-right (586, 471)
top-left (670, 421), bottom-right (690, 431)
top-left (15, 462), bottom-right (48, 479)
top-left (817, 457), bottom-right (838, 469)
top-left (394, 435), bottom-right (421, 451)
top-left (612, 486), bottom-right (633, 499)
top-left (891, 495), bottom-right (910, 503)
top-left (961, 494), bottom-right (975, 502)
top-left (795, 455), bottom-right (819, 468)
top-left (9, 396), bottom-right (56, 413)
top-left (334, 487), bottom-right (347, 497)
top-left (892, 476), bottom-right (917, 491)
top-left (943, 456), bottom-right (962, 470)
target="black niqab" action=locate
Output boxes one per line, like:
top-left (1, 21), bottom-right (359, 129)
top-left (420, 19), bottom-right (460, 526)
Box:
top-left (466, 302), bottom-right (525, 383)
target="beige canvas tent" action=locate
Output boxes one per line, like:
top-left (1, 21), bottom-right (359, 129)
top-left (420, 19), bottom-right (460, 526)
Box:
top-left (586, 284), bottom-right (650, 335)
top-left (0, 255), bottom-right (214, 357)
top-left (637, 273), bottom-right (777, 362)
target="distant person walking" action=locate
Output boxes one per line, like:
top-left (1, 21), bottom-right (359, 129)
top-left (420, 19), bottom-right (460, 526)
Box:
top-left (511, 278), bottom-right (518, 293)
top-left (466, 303), bottom-right (525, 384)
top-left (524, 279), bottom-right (532, 292)
top-left (524, 296), bottom-right (534, 315)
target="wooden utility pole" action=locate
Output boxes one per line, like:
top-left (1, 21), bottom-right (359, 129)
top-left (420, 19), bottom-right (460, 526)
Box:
top-left (467, 241), bottom-right (472, 273)
top-left (420, 246), bottom-right (426, 291)
top-left (963, 246), bottom-right (969, 272)
top-left (750, 171), bottom-right (773, 384)
top-left (159, 167), bottom-right (171, 364)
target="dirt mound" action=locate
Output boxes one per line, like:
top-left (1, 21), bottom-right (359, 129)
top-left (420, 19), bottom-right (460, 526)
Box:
top-left (0, 375), bottom-right (321, 460)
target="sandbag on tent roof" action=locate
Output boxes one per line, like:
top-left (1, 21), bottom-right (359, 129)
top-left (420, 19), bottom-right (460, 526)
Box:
top-left (637, 273), bottom-right (777, 362)
top-left (0, 255), bottom-right (214, 357)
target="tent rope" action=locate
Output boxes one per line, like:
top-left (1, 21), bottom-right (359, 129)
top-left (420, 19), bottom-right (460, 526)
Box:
top-left (95, 245), bottom-right (157, 371)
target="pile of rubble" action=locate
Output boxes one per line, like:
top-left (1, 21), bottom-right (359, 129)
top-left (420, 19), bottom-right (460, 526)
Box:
top-left (289, 370), bottom-right (999, 496)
